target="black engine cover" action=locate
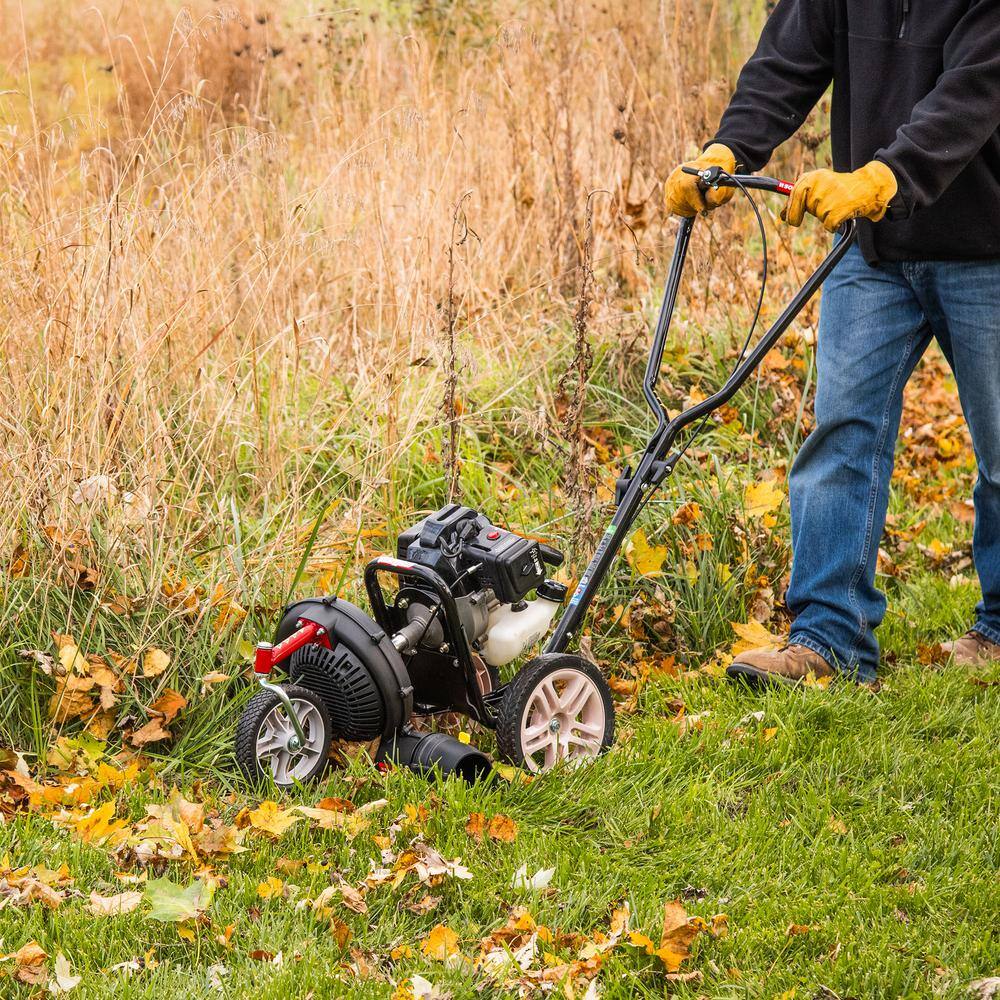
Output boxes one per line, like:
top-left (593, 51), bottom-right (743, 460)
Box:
top-left (396, 504), bottom-right (546, 604)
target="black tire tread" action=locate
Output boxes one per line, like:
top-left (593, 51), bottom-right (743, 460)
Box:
top-left (235, 684), bottom-right (332, 786)
top-left (494, 654), bottom-right (615, 769)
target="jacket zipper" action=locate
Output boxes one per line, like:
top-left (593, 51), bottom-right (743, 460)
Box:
top-left (898, 0), bottom-right (910, 38)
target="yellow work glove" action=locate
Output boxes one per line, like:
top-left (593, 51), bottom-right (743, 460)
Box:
top-left (783, 161), bottom-right (898, 232)
top-left (664, 143), bottom-right (738, 218)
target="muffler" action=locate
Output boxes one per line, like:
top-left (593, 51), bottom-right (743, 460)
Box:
top-left (381, 730), bottom-right (491, 782)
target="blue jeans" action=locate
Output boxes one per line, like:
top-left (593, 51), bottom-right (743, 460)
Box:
top-left (787, 243), bottom-right (1000, 681)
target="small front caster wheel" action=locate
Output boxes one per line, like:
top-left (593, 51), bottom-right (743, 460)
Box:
top-left (495, 654), bottom-right (615, 773)
top-left (235, 684), bottom-right (332, 787)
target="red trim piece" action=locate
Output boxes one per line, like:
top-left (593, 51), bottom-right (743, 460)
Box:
top-left (776, 180), bottom-right (795, 196)
top-left (377, 556), bottom-right (417, 571)
top-left (254, 619), bottom-right (327, 673)
top-left (254, 645), bottom-right (274, 675)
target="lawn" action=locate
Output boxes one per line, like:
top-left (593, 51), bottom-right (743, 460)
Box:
top-left (4, 636), bottom-right (999, 998)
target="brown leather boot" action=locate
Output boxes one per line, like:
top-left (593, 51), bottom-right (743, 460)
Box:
top-left (727, 644), bottom-right (836, 689)
top-left (940, 630), bottom-right (1000, 668)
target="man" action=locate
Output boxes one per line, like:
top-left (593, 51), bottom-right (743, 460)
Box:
top-left (664, 0), bottom-right (1000, 687)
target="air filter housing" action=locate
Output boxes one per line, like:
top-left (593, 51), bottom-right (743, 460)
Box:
top-left (290, 642), bottom-right (385, 741)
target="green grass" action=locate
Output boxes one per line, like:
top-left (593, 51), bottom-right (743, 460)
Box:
top-left (3, 301), bottom-right (997, 998)
top-left (4, 650), bottom-right (999, 998)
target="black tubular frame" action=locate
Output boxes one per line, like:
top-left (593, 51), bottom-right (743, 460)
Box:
top-left (364, 556), bottom-right (493, 724)
top-left (544, 174), bottom-right (857, 654)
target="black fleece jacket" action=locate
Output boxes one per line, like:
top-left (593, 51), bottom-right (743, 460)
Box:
top-left (711, 0), bottom-right (1000, 263)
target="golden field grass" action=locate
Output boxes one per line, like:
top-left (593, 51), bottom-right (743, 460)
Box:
top-left (1, 0), bottom-right (805, 604)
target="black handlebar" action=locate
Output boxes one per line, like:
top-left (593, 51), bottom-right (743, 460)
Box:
top-left (681, 165), bottom-right (795, 197)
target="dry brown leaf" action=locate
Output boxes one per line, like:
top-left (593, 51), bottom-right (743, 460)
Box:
top-left (487, 814), bottom-right (518, 842)
top-left (405, 893), bottom-right (442, 915)
top-left (200, 671), bottom-right (231, 693)
top-left (672, 501), bottom-right (702, 526)
top-left (150, 688), bottom-right (187, 723)
top-left (331, 918), bottom-right (352, 951)
top-left (86, 890), bottom-right (144, 917)
top-left (85, 709), bottom-right (118, 740)
top-left (465, 812), bottom-right (486, 841)
top-left (48, 687), bottom-right (96, 723)
top-left (340, 884), bottom-right (368, 914)
top-left (131, 717), bottom-right (171, 747)
top-left (4, 940), bottom-right (48, 985)
top-left (317, 797), bottom-right (355, 813)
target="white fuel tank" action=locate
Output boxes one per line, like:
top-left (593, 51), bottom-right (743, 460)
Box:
top-left (479, 596), bottom-right (561, 667)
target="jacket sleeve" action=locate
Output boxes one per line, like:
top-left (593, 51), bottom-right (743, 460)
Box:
top-left (876, 0), bottom-right (1000, 220)
top-left (709, 0), bottom-right (835, 172)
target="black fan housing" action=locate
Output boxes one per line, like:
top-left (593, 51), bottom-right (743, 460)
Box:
top-left (290, 642), bottom-right (385, 741)
top-left (273, 596), bottom-right (412, 742)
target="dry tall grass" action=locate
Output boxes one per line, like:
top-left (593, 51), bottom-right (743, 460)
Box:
top-left (2, 0), bottom-right (821, 612)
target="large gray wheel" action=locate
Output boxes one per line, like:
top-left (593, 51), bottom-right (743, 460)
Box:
top-left (235, 685), bottom-right (331, 787)
top-left (495, 655), bottom-right (614, 772)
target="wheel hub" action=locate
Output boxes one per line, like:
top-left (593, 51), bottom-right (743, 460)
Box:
top-left (254, 697), bottom-right (326, 784)
top-left (519, 667), bottom-right (608, 773)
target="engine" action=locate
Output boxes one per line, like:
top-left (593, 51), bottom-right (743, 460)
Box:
top-left (392, 505), bottom-right (566, 667)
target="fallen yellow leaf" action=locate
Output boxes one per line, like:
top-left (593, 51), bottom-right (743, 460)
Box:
top-left (627, 528), bottom-right (668, 577)
top-left (142, 648), bottom-right (171, 678)
top-left (256, 877), bottom-right (284, 899)
top-left (421, 924), bottom-right (460, 962)
top-left (729, 620), bottom-right (784, 657)
top-left (73, 801), bottom-right (130, 847)
top-left (295, 805), bottom-right (369, 840)
top-left (744, 479), bottom-right (784, 519)
top-left (249, 800), bottom-right (301, 839)
top-left (57, 639), bottom-right (88, 675)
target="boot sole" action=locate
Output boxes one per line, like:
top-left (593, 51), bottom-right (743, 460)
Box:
top-left (726, 662), bottom-right (811, 690)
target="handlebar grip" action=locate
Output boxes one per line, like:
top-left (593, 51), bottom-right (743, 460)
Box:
top-left (538, 543), bottom-right (565, 567)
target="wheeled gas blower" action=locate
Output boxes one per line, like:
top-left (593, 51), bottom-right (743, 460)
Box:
top-left (236, 505), bottom-right (613, 785)
top-left (235, 167), bottom-right (856, 786)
